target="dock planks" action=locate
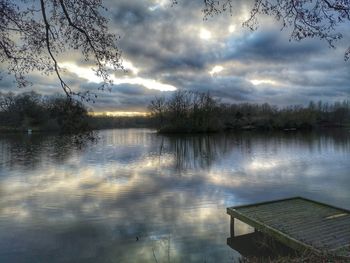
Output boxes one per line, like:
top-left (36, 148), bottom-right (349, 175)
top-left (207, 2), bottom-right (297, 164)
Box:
top-left (227, 197), bottom-right (350, 258)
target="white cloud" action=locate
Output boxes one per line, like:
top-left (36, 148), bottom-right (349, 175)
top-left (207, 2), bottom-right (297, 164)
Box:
top-left (61, 62), bottom-right (176, 92)
top-left (209, 65), bottom-right (224, 76)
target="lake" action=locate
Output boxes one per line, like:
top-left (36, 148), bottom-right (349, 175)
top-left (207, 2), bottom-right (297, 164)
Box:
top-left (0, 129), bottom-right (349, 262)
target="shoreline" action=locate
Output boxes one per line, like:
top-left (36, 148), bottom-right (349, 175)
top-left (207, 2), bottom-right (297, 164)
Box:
top-left (1, 125), bottom-right (349, 136)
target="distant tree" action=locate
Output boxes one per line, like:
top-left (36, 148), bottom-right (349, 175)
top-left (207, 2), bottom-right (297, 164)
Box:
top-left (148, 96), bottom-right (166, 127)
top-left (0, 0), bottom-right (122, 99)
top-left (199, 0), bottom-right (350, 60)
top-left (149, 90), bottom-right (223, 133)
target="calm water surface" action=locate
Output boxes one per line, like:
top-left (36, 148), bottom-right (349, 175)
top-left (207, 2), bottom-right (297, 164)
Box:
top-left (0, 129), bottom-right (349, 262)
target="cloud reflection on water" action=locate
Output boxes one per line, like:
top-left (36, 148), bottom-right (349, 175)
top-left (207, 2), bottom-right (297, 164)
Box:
top-left (0, 129), bottom-right (349, 262)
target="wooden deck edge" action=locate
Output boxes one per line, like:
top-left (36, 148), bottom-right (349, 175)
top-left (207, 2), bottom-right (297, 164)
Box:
top-left (229, 196), bottom-right (350, 214)
top-left (297, 197), bottom-right (350, 214)
top-left (228, 196), bottom-right (302, 210)
top-left (227, 207), bottom-right (320, 254)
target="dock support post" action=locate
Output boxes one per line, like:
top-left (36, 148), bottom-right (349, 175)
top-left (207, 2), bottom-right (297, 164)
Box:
top-left (230, 217), bottom-right (235, 237)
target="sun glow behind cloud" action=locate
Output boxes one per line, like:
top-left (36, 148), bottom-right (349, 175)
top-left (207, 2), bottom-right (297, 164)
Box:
top-left (228, 25), bottom-right (236, 33)
top-left (122, 60), bottom-right (140, 75)
top-left (209, 65), bottom-right (224, 76)
top-left (61, 62), bottom-right (176, 92)
top-left (199, 28), bottom-right (212, 40)
top-left (250, 79), bottom-right (278, 86)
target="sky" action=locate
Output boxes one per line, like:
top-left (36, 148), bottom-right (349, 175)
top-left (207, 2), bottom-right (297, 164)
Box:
top-left (1, 0), bottom-right (350, 114)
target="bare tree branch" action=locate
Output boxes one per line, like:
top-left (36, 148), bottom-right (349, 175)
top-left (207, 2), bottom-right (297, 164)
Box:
top-left (198, 0), bottom-right (350, 60)
top-left (40, 0), bottom-right (71, 97)
top-left (0, 0), bottom-right (122, 100)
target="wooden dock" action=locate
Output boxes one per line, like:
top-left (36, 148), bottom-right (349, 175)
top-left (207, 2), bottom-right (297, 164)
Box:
top-left (227, 197), bottom-right (350, 258)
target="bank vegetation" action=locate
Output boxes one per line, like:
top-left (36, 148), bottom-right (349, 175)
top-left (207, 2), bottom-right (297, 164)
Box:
top-left (0, 91), bottom-right (90, 133)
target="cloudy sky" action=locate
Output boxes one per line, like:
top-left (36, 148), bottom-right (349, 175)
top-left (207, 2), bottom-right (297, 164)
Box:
top-left (1, 0), bottom-right (349, 114)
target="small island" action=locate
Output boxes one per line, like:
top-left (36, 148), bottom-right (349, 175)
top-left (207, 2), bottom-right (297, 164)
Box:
top-left (149, 90), bottom-right (350, 133)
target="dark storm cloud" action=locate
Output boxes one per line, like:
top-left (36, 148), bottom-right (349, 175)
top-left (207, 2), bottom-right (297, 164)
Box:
top-left (108, 0), bottom-right (222, 75)
top-left (165, 74), bottom-right (256, 102)
top-left (113, 4), bottom-right (149, 27)
top-left (224, 30), bottom-right (325, 62)
top-left (0, 72), bottom-right (75, 96)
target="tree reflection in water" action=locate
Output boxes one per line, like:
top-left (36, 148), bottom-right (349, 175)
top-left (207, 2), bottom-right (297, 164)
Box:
top-left (160, 130), bottom-right (350, 174)
top-left (0, 132), bottom-right (97, 170)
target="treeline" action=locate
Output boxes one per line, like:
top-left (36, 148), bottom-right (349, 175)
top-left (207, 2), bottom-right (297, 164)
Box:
top-left (2, 90), bottom-right (349, 134)
top-left (0, 91), bottom-right (90, 133)
top-left (149, 91), bottom-right (350, 133)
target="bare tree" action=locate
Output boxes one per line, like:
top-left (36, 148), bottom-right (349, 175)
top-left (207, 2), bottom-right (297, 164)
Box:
top-left (0, 0), bottom-right (122, 100)
top-left (200, 0), bottom-right (350, 60)
top-left (149, 96), bottom-right (166, 127)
